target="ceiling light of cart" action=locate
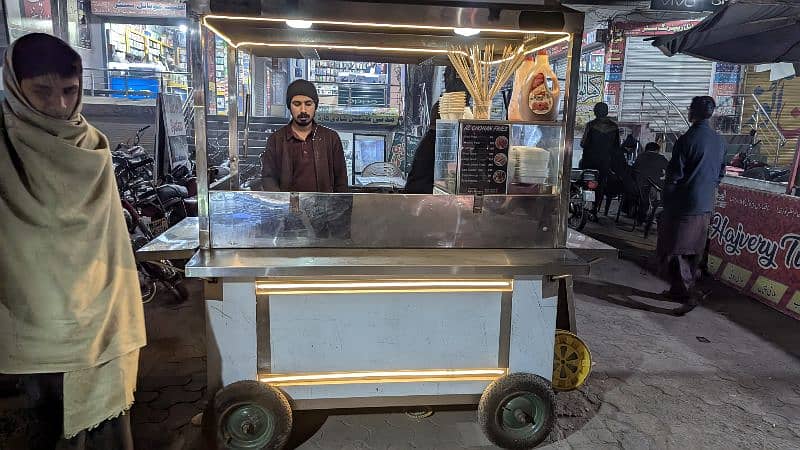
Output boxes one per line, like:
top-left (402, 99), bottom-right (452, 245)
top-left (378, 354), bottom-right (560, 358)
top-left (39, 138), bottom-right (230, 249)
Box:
top-left (286, 20), bottom-right (313, 29)
top-left (484, 35), bottom-right (571, 65)
top-left (260, 368), bottom-right (507, 385)
top-left (454, 27), bottom-right (480, 37)
top-left (236, 41), bottom-right (453, 56)
top-left (203, 15), bottom-right (570, 36)
top-left (202, 17), bottom-right (570, 65)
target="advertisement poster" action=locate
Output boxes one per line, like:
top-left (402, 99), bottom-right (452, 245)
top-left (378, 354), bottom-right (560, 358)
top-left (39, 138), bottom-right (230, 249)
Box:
top-left (576, 72), bottom-right (605, 134)
top-left (90, 0), bottom-right (186, 18)
top-left (22, 0), bottom-right (51, 20)
top-left (707, 183), bottom-right (800, 320)
top-left (159, 94), bottom-right (190, 172)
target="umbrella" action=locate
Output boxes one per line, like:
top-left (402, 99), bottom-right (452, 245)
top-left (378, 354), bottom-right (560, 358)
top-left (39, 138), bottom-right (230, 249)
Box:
top-left (650, 0), bottom-right (800, 64)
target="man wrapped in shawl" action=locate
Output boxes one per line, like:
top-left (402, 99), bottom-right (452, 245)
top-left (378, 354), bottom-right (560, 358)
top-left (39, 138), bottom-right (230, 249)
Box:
top-left (657, 96), bottom-right (726, 313)
top-left (0, 33), bottom-right (146, 448)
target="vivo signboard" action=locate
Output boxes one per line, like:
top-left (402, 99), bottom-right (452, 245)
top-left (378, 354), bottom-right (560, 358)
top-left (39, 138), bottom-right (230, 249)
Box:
top-left (650, 0), bottom-right (727, 12)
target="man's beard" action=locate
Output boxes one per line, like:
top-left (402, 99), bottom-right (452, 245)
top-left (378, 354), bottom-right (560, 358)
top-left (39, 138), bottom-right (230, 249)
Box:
top-left (294, 113), bottom-right (313, 126)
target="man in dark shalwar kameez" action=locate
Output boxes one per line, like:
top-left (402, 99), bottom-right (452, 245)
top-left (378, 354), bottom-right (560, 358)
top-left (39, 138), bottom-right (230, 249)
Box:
top-left (657, 96), bottom-right (726, 311)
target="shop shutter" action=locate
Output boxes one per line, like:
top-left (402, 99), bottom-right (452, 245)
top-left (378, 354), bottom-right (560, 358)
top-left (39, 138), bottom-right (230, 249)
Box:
top-left (252, 57), bottom-right (267, 116)
top-left (620, 36), bottom-right (713, 134)
top-left (742, 68), bottom-right (800, 166)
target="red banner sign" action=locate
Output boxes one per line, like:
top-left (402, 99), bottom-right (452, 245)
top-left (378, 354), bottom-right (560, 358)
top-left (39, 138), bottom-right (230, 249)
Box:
top-left (708, 183), bottom-right (800, 320)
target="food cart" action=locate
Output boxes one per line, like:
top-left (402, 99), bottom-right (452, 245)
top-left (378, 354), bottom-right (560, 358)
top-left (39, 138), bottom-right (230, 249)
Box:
top-left (138, 1), bottom-right (617, 448)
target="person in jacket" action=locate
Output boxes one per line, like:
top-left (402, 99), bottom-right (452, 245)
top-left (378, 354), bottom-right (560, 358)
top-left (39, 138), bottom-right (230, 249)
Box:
top-left (657, 96), bottom-right (726, 311)
top-left (0, 33), bottom-right (146, 448)
top-left (405, 102), bottom-right (439, 194)
top-left (633, 142), bottom-right (669, 222)
top-left (633, 142), bottom-right (669, 187)
top-left (261, 79), bottom-right (348, 192)
top-left (580, 102), bottom-right (620, 214)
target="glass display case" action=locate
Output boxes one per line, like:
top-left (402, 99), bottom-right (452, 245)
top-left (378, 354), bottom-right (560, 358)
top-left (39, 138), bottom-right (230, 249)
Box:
top-left (434, 120), bottom-right (565, 196)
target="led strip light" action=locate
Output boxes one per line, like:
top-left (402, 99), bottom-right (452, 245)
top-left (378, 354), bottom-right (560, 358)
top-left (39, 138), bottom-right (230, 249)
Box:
top-left (260, 368), bottom-right (507, 386)
top-left (202, 16), bottom-right (571, 65)
top-left (255, 279), bottom-right (513, 295)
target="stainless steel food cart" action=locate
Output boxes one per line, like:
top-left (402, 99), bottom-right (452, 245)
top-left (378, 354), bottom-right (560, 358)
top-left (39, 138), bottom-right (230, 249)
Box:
top-left (143, 1), bottom-right (617, 448)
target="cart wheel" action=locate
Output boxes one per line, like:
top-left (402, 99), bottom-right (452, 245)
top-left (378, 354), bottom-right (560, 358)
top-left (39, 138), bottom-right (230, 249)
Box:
top-left (478, 373), bottom-right (556, 449)
top-left (552, 330), bottom-right (592, 392)
top-left (202, 380), bottom-right (292, 450)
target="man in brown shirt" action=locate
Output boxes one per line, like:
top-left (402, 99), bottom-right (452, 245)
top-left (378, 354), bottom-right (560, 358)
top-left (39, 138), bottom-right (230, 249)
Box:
top-left (261, 79), bottom-right (349, 192)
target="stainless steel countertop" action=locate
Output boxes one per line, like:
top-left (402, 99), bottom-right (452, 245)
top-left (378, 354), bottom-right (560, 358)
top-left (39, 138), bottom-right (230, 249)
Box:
top-left (565, 228), bottom-right (618, 262)
top-left (135, 217), bottom-right (199, 262)
top-left (137, 217), bottom-right (617, 264)
top-left (184, 248), bottom-right (591, 278)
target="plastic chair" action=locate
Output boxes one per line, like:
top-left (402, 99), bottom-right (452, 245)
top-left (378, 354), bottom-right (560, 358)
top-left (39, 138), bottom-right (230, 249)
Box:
top-left (361, 162), bottom-right (402, 177)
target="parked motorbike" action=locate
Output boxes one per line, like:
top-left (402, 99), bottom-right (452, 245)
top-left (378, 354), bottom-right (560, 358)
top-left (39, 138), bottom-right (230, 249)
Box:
top-left (568, 169), bottom-right (599, 232)
top-left (729, 139), bottom-right (791, 182)
top-left (113, 126), bottom-right (189, 303)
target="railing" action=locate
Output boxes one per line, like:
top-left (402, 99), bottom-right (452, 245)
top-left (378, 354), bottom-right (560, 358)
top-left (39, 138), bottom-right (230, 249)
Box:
top-left (615, 79), bottom-right (690, 148)
top-left (721, 93), bottom-right (788, 164)
top-left (82, 67), bottom-right (191, 101)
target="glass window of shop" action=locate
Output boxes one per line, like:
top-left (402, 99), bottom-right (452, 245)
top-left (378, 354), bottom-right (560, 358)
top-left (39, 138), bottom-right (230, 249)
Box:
top-left (103, 23), bottom-right (189, 99)
top-left (206, 34), bottom-right (250, 115)
top-left (3, 0), bottom-right (53, 41)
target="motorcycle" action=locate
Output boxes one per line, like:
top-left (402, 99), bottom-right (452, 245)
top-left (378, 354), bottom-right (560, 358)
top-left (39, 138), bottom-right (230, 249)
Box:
top-left (113, 126), bottom-right (189, 303)
top-left (568, 169), bottom-right (599, 232)
top-left (729, 139), bottom-right (791, 182)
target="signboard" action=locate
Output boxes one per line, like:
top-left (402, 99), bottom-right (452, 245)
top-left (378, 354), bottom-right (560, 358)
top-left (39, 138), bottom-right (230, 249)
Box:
top-left (576, 72), bottom-right (605, 134)
top-left (90, 0), bottom-right (186, 18)
top-left (458, 123), bottom-right (510, 195)
top-left (708, 183), bottom-right (800, 320)
top-left (157, 94), bottom-right (191, 176)
top-left (650, 0), bottom-right (727, 13)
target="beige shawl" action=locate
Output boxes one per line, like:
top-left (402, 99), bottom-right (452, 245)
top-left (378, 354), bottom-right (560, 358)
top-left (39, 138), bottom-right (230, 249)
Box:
top-left (0, 39), bottom-right (146, 437)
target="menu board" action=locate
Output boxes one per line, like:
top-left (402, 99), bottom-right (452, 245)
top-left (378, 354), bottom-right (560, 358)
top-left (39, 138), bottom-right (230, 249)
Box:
top-left (458, 123), bottom-right (510, 194)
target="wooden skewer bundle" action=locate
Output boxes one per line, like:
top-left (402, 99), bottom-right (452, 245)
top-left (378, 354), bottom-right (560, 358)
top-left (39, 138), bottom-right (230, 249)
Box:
top-left (448, 44), bottom-right (527, 119)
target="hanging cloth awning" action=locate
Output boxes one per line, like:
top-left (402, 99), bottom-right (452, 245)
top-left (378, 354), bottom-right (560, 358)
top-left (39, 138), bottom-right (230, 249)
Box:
top-left (650, 0), bottom-right (800, 64)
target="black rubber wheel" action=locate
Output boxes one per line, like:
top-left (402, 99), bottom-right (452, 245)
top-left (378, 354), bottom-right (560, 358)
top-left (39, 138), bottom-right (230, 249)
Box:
top-left (568, 196), bottom-right (587, 231)
top-left (478, 373), bottom-right (556, 449)
top-left (203, 381), bottom-right (293, 450)
top-left (568, 205), bottom-right (587, 231)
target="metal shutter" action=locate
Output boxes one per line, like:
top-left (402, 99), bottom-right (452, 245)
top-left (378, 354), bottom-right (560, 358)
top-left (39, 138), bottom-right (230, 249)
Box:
top-left (743, 67), bottom-right (800, 165)
top-left (252, 56), bottom-right (267, 116)
top-left (620, 36), bottom-right (713, 133)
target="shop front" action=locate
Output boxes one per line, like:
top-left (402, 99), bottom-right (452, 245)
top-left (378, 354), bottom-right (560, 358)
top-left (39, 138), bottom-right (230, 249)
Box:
top-left (89, 0), bottom-right (189, 99)
top-left (708, 172), bottom-right (800, 321)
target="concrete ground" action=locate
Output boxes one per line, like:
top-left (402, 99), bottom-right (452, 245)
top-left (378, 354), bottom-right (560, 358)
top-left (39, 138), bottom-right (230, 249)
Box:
top-left (2, 213), bottom-right (800, 449)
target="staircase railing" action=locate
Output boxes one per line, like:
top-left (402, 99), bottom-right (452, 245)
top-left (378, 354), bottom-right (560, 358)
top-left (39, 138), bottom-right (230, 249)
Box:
top-left (616, 79), bottom-right (690, 148)
top-left (725, 93), bottom-right (788, 164)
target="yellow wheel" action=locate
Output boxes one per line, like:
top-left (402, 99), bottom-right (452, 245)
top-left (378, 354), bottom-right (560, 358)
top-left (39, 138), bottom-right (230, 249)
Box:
top-left (552, 330), bottom-right (592, 391)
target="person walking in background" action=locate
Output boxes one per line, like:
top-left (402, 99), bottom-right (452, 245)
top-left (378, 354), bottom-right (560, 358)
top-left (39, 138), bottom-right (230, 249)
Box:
top-left (580, 102), bottom-right (620, 215)
top-left (0, 33), bottom-right (146, 448)
top-left (657, 96), bottom-right (726, 314)
top-left (633, 141), bottom-right (669, 223)
top-left (405, 102), bottom-right (439, 194)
